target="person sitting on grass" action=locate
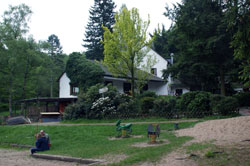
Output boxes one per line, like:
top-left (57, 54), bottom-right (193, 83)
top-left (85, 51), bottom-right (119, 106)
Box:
top-left (30, 133), bottom-right (50, 154)
top-left (40, 130), bottom-right (51, 147)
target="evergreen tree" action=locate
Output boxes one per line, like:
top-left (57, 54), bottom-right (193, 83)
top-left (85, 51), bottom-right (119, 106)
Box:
top-left (48, 34), bottom-right (63, 56)
top-left (151, 25), bottom-right (177, 59)
top-left (83, 0), bottom-right (116, 60)
top-left (47, 34), bottom-right (65, 97)
top-left (163, 0), bottom-right (239, 95)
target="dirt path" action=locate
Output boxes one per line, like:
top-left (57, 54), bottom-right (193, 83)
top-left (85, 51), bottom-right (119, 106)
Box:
top-left (176, 116), bottom-right (250, 145)
top-left (139, 116), bottom-right (250, 166)
top-left (28, 119), bottom-right (198, 126)
top-left (0, 149), bottom-right (86, 166)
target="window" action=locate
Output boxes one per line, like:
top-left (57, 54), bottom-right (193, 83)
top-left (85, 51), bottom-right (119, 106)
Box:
top-left (70, 85), bottom-right (79, 95)
top-left (151, 68), bottom-right (157, 75)
top-left (123, 83), bottom-right (131, 95)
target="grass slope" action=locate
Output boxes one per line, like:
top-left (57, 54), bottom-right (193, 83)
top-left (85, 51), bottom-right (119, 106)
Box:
top-left (0, 122), bottom-right (196, 165)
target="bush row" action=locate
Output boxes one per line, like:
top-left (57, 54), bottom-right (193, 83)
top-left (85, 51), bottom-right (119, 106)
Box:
top-left (64, 84), bottom-right (246, 120)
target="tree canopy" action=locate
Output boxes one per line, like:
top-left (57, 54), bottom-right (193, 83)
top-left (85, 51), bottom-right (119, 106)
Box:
top-left (83, 0), bottom-right (116, 60)
top-left (65, 52), bottom-right (104, 91)
top-left (226, 0), bottom-right (250, 88)
top-left (103, 8), bottom-right (155, 97)
top-left (0, 4), bottom-right (66, 115)
top-left (162, 0), bottom-right (239, 95)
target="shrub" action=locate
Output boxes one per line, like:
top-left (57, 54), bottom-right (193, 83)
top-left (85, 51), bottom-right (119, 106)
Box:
top-left (117, 99), bottom-right (141, 118)
top-left (140, 97), bottom-right (155, 114)
top-left (213, 96), bottom-right (239, 115)
top-left (187, 92), bottom-right (211, 117)
top-left (137, 91), bottom-right (157, 99)
top-left (64, 83), bottom-right (119, 120)
top-left (176, 91), bottom-right (200, 113)
top-left (210, 94), bottom-right (225, 114)
top-left (90, 97), bottom-right (116, 119)
top-left (176, 91), bottom-right (211, 118)
top-left (233, 92), bottom-right (250, 107)
top-left (83, 83), bottom-right (118, 104)
top-left (64, 103), bottom-right (87, 120)
top-left (152, 96), bottom-right (177, 118)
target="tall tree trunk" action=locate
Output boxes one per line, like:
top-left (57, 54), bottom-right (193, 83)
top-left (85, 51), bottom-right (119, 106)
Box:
top-left (220, 68), bottom-right (226, 96)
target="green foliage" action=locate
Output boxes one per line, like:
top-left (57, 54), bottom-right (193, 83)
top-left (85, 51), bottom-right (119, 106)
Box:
top-left (151, 25), bottom-right (177, 59)
top-left (177, 91), bottom-right (211, 118)
top-left (103, 7), bottom-right (155, 97)
top-left (211, 94), bottom-right (239, 115)
top-left (137, 91), bottom-right (157, 99)
top-left (227, 0), bottom-right (250, 87)
top-left (213, 96), bottom-right (239, 116)
top-left (163, 0), bottom-right (239, 95)
top-left (233, 92), bottom-right (250, 107)
top-left (117, 99), bottom-right (141, 118)
top-left (65, 52), bottom-right (104, 91)
top-left (65, 83), bottom-right (119, 120)
top-left (152, 96), bottom-right (177, 118)
top-left (83, 0), bottom-right (116, 60)
top-left (187, 92), bottom-right (211, 117)
top-left (140, 97), bottom-right (155, 114)
top-left (64, 103), bottom-right (87, 120)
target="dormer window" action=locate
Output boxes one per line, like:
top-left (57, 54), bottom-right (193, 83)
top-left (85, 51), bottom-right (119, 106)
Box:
top-left (151, 68), bottom-right (157, 76)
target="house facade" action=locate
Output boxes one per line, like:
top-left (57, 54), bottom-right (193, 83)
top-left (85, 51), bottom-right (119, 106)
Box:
top-left (58, 49), bottom-right (189, 97)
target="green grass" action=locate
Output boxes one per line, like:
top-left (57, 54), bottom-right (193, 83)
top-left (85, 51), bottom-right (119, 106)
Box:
top-left (0, 121), bottom-right (197, 165)
top-left (61, 117), bottom-right (197, 124)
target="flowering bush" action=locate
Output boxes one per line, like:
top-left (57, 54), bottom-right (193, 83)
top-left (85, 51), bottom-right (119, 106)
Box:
top-left (89, 96), bottom-right (116, 119)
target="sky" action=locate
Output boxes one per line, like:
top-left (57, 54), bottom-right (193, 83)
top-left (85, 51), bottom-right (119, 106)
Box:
top-left (0, 0), bottom-right (181, 54)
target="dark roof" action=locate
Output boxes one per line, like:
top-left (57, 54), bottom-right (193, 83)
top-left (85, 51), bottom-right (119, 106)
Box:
top-left (17, 97), bottom-right (77, 103)
top-left (58, 60), bottom-right (166, 83)
top-left (92, 60), bottom-right (166, 82)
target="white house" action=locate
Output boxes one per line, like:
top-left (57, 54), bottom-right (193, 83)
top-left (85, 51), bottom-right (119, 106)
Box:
top-left (58, 49), bottom-right (189, 97)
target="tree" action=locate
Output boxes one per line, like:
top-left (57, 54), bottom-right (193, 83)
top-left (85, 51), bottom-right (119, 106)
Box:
top-left (83, 0), bottom-right (116, 60)
top-left (65, 52), bottom-right (104, 91)
top-left (47, 34), bottom-right (63, 56)
top-left (151, 25), bottom-right (177, 59)
top-left (163, 0), bottom-right (239, 95)
top-left (103, 8), bottom-right (155, 97)
top-left (47, 34), bottom-right (65, 97)
top-left (0, 4), bottom-right (32, 115)
top-left (226, 0), bottom-right (250, 88)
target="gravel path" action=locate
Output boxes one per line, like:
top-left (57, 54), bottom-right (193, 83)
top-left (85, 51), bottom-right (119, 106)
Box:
top-left (176, 116), bottom-right (250, 145)
top-left (0, 149), bottom-right (86, 166)
top-left (27, 119), bottom-right (198, 126)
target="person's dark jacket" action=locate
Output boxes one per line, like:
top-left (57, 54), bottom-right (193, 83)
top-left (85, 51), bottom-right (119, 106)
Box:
top-left (36, 137), bottom-right (49, 150)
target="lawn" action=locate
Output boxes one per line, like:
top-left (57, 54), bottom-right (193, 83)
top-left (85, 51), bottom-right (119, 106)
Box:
top-left (0, 121), bottom-right (196, 166)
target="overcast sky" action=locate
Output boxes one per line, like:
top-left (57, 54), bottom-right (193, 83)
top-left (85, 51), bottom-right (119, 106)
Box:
top-left (0, 0), bottom-right (181, 54)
